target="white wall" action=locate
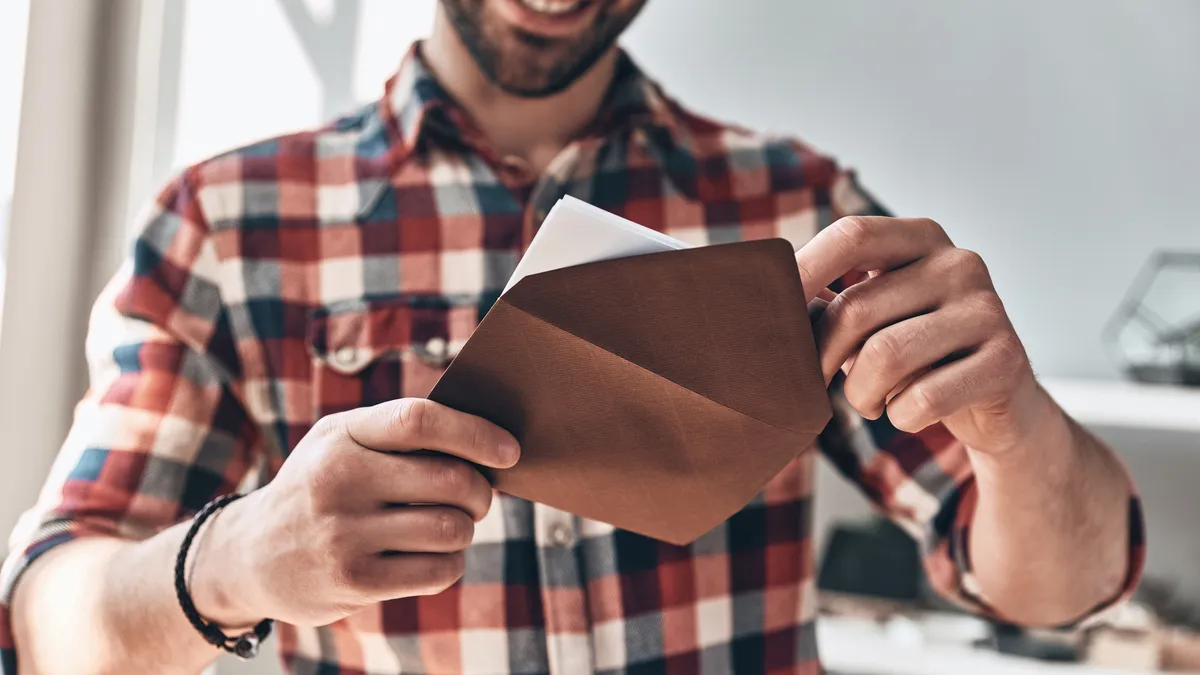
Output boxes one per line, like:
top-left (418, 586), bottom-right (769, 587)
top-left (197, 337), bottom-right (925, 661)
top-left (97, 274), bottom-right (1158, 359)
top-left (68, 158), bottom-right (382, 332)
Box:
top-left (624, 0), bottom-right (1200, 381)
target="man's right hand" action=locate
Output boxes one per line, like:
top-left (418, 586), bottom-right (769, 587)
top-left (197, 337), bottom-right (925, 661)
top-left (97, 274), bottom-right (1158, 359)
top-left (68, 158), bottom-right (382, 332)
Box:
top-left (191, 398), bottom-right (520, 628)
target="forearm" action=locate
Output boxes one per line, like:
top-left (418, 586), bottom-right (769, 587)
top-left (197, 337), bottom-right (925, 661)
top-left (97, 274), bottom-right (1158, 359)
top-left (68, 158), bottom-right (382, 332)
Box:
top-left (968, 386), bottom-right (1131, 627)
top-left (11, 516), bottom-right (248, 675)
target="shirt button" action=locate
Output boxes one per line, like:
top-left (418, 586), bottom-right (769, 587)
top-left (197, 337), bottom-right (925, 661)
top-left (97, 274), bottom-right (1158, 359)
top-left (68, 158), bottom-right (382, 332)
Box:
top-left (549, 523), bottom-right (574, 547)
top-left (425, 337), bottom-right (447, 359)
top-left (333, 346), bottom-right (358, 367)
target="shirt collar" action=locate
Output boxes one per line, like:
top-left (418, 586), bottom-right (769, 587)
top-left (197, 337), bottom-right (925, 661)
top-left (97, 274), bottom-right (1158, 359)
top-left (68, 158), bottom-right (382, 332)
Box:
top-left (378, 42), bottom-right (688, 166)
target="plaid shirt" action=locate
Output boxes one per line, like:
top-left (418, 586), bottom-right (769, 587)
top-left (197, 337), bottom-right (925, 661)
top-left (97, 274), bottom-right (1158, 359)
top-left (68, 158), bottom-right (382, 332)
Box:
top-left (1, 44), bottom-right (1143, 675)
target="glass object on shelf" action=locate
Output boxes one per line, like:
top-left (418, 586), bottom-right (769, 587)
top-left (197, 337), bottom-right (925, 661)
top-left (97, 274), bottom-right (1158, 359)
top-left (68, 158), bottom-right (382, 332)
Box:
top-left (1104, 250), bottom-right (1200, 387)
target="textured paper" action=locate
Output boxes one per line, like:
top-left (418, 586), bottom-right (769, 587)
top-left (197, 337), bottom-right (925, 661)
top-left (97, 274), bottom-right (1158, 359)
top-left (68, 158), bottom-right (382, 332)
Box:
top-left (428, 206), bottom-right (830, 545)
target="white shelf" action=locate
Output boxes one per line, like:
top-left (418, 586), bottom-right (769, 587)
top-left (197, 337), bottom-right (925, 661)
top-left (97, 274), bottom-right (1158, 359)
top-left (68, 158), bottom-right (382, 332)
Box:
top-left (818, 616), bottom-right (1145, 675)
top-left (1040, 377), bottom-right (1200, 434)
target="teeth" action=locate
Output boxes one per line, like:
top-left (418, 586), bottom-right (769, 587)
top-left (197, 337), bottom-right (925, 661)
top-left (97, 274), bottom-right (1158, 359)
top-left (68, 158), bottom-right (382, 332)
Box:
top-left (519, 0), bottom-right (585, 15)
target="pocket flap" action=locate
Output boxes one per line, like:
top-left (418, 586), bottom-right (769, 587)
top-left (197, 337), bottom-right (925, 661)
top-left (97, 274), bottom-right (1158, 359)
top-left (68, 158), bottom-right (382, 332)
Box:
top-left (307, 298), bottom-right (468, 375)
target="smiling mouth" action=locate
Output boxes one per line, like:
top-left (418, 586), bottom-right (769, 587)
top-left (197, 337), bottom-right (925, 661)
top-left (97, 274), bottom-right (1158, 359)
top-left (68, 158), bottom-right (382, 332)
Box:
top-left (516, 0), bottom-right (593, 16)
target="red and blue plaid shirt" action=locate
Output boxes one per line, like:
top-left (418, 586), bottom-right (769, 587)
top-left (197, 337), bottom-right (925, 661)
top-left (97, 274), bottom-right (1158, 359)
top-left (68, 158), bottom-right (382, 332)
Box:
top-left (1, 44), bottom-right (1143, 674)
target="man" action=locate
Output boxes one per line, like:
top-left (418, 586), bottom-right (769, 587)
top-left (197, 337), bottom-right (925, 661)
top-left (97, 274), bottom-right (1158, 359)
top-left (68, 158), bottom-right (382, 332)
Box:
top-left (1, 0), bottom-right (1143, 673)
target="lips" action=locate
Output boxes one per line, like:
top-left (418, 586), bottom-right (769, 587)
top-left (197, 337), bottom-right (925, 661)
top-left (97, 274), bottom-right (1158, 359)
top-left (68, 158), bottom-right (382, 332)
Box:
top-left (516, 0), bottom-right (590, 15)
top-left (496, 0), bottom-right (601, 39)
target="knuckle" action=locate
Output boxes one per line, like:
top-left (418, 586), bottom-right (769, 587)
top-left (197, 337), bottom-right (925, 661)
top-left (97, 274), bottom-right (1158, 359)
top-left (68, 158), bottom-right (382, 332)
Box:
top-left (833, 215), bottom-right (875, 246)
top-left (311, 412), bottom-right (347, 440)
top-left (392, 398), bottom-right (436, 441)
top-left (336, 555), bottom-right (375, 594)
top-left (307, 449), bottom-right (355, 510)
top-left (432, 509), bottom-right (474, 547)
top-left (842, 381), bottom-right (876, 418)
top-left (964, 290), bottom-right (1005, 318)
top-left (916, 217), bottom-right (947, 240)
top-left (314, 513), bottom-right (344, 549)
top-left (828, 286), bottom-right (872, 330)
top-left (326, 517), bottom-right (364, 554)
top-left (906, 382), bottom-right (944, 422)
top-left (991, 334), bottom-right (1028, 376)
top-left (318, 519), bottom-right (361, 580)
top-left (948, 248), bottom-right (989, 284)
top-left (430, 459), bottom-right (472, 496)
top-left (864, 331), bottom-right (904, 373)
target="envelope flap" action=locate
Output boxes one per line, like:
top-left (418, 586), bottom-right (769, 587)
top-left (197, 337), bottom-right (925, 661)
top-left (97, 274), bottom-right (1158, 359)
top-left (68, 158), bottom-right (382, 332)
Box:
top-left (502, 238), bottom-right (830, 434)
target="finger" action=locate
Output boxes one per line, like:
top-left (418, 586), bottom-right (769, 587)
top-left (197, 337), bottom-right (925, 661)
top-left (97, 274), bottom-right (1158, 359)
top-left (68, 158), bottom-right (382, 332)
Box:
top-left (794, 217), bottom-right (952, 302)
top-left (350, 551), bottom-right (466, 600)
top-left (815, 257), bottom-right (952, 382)
top-left (807, 296), bottom-right (830, 324)
top-left (842, 310), bottom-right (994, 419)
top-left (356, 506), bottom-right (476, 554)
top-left (386, 455), bottom-right (494, 521)
top-left (341, 454), bottom-right (493, 520)
top-left (342, 398), bottom-right (520, 469)
top-left (885, 339), bottom-right (1023, 433)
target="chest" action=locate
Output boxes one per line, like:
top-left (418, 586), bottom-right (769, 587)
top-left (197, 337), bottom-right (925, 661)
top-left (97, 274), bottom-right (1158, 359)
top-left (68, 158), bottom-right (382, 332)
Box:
top-left (238, 153), bottom-right (827, 671)
top-left (220, 145), bottom-right (825, 445)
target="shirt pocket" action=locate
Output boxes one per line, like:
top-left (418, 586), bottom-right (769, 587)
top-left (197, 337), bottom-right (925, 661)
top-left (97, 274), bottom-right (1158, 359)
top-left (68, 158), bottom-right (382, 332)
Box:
top-left (306, 297), bottom-right (478, 419)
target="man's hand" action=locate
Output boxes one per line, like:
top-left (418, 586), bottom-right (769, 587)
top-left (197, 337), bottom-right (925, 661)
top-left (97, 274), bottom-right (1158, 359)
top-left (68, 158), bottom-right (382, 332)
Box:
top-left (797, 215), bottom-right (1136, 626)
top-left (795, 215), bottom-right (1049, 454)
top-left (193, 399), bottom-right (519, 628)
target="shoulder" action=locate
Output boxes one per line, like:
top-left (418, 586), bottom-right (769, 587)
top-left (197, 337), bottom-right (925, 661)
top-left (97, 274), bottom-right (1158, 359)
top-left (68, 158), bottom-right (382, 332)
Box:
top-left (669, 99), bottom-right (888, 220)
top-left (162, 102), bottom-right (390, 231)
top-left (661, 96), bottom-right (844, 196)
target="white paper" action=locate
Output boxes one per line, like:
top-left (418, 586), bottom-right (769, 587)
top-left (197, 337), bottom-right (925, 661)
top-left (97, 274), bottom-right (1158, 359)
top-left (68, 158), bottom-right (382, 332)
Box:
top-left (502, 195), bottom-right (691, 295)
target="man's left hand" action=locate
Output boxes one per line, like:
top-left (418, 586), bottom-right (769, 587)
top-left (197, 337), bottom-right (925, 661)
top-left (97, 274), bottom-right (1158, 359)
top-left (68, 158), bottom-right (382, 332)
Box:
top-left (795, 216), bottom-right (1051, 454)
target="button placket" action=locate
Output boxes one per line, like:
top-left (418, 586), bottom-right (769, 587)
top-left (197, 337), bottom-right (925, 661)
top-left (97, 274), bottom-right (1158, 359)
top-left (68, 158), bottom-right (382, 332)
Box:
top-left (549, 522), bottom-right (575, 548)
top-left (533, 504), bottom-right (591, 675)
top-left (523, 143), bottom-right (586, 243)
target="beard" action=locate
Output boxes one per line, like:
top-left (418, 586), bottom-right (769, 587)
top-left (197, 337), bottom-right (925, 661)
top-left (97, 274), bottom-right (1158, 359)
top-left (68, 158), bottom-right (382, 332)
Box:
top-left (439, 0), bottom-right (647, 98)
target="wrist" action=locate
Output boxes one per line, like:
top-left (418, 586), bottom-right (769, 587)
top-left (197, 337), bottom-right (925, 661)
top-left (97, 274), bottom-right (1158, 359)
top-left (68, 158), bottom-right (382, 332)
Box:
top-left (186, 490), bottom-right (269, 630)
top-left (969, 382), bottom-right (1077, 479)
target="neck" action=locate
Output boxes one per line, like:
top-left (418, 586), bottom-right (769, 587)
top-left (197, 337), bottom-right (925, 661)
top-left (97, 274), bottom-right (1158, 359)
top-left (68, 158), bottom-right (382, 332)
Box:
top-left (423, 7), bottom-right (617, 172)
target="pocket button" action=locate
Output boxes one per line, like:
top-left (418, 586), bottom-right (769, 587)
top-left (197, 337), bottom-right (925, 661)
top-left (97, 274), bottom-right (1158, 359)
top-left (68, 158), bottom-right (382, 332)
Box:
top-left (425, 337), bottom-right (448, 360)
top-left (333, 346), bottom-right (358, 368)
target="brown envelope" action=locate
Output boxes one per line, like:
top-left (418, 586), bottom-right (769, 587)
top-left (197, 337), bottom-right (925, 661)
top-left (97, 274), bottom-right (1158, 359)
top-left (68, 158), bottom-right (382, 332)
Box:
top-left (427, 238), bottom-right (831, 545)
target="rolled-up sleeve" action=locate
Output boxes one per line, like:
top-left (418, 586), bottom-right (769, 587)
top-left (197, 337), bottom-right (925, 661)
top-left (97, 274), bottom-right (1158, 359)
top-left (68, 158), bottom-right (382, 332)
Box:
top-left (0, 172), bottom-right (263, 669)
top-left (818, 375), bottom-right (1145, 624)
top-left (817, 166), bottom-right (1146, 626)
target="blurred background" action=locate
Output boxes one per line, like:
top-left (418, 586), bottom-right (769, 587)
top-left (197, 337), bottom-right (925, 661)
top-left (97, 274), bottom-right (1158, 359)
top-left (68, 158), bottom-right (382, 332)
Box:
top-left (1, 1), bottom-right (1198, 673)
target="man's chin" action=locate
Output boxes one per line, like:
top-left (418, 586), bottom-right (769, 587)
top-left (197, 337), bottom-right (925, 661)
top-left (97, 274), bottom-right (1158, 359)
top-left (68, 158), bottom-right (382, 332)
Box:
top-left (481, 45), bottom-right (591, 98)
top-left (489, 74), bottom-right (576, 98)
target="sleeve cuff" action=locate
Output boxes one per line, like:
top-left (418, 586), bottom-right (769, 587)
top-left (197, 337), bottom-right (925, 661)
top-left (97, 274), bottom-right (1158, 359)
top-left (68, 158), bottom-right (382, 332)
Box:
top-left (933, 482), bottom-right (1147, 629)
top-left (0, 520), bottom-right (83, 607)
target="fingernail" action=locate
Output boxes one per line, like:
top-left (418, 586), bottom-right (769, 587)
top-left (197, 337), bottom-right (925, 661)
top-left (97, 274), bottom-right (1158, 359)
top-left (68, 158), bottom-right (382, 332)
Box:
top-left (499, 439), bottom-right (520, 465)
